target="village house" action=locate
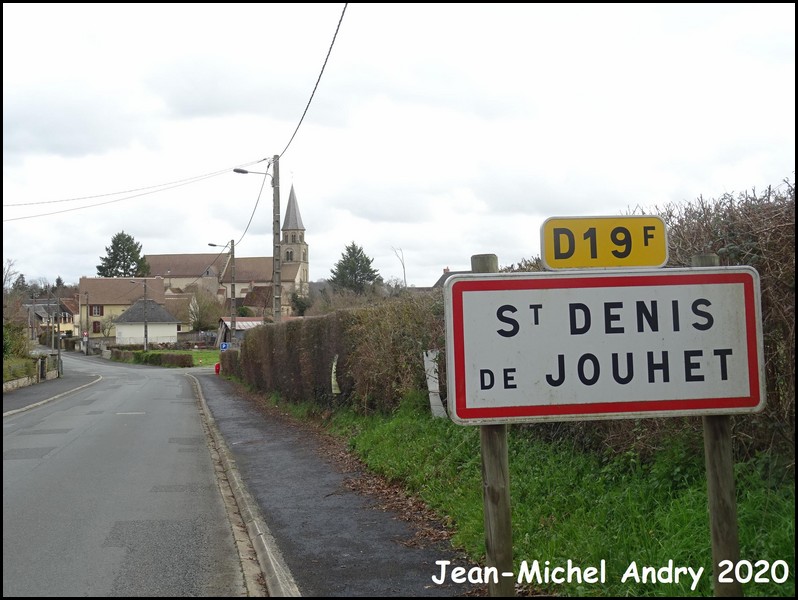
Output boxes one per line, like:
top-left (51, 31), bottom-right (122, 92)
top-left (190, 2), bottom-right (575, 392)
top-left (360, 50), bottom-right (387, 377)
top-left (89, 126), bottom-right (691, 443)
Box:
top-left (144, 183), bottom-right (310, 320)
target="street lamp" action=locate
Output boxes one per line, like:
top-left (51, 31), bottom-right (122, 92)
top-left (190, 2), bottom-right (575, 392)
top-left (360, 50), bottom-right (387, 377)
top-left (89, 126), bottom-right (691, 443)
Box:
top-left (209, 240), bottom-right (235, 344)
top-left (234, 155), bottom-right (281, 323)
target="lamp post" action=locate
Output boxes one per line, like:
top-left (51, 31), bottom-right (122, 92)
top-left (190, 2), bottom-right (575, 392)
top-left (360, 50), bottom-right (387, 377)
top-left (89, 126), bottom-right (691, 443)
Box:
top-left (209, 240), bottom-right (235, 344)
top-left (234, 155), bottom-right (281, 323)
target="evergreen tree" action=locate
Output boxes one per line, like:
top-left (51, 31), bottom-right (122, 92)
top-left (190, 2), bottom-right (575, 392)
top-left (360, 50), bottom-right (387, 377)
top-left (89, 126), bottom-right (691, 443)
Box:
top-left (290, 292), bottom-right (312, 316)
top-left (12, 273), bottom-right (27, 293)
top-left (96, 231), bottom-right (150, 277)
top-left (328, 242), bottom-right (380, 295)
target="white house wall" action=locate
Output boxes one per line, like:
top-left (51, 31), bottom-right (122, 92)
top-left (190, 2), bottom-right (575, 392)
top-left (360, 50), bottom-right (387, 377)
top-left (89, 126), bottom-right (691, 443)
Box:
top-left (116, 323), bottom-right (178, 345)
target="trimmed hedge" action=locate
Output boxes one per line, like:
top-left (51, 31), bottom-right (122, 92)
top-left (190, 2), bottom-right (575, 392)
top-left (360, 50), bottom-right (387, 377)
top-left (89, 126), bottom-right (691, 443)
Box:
top-left (110, 349), bottom-right (193, 367)
top-left (228, 180), bottom-right (794, 461)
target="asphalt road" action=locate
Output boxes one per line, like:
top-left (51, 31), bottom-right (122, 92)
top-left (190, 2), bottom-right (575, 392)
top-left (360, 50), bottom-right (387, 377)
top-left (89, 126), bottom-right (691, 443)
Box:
top-left (3, 352), bottom-right (250, 597)
top-left (4, 351), bottom-right (482, 596)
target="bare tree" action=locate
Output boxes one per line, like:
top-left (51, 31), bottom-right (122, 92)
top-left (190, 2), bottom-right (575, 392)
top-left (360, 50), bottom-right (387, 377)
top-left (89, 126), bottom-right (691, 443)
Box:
top-left (101, 315), bottom-right (116, 338)
top-left (188, 287), bottom-right (223, 332)
top-left (392, 247), bottom-right (407, 287)
top-left (3, 259), bottom-right (19, 292)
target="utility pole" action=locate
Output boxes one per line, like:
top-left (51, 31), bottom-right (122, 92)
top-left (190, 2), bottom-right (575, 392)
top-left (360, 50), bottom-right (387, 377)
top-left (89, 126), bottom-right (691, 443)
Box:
top-left (143, 279), bottom-right (149, 351)
top-left (85, 291), bottom-right (89, 355)
top-left (232, 159), bottom-right (280, 323)
top-left (31, 292), bottom-right (38, 340)
top-left (230, 239), bottom-right (236, 344)
top-left (209, 240), bottom-right (237, 343)
top-left (49, 286), bottom-right (55, 350)
top-left (57, 316), bottom-right (62, 376)
top-left (272, 154), bottom-right (282, 323)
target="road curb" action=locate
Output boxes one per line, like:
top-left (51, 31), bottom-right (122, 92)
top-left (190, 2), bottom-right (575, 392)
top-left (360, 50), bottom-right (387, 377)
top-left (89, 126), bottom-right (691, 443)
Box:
top-left (2, 375), bottom-right (103, 417)
top-left (188, 374), bottom-right (301, 597)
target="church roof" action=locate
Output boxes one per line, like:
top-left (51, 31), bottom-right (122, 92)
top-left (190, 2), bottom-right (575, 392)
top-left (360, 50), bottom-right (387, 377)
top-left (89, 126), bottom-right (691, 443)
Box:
top-left (219, 257), bottom-right (273, 284)
top-left (145, 253), bottom-right (226, 279)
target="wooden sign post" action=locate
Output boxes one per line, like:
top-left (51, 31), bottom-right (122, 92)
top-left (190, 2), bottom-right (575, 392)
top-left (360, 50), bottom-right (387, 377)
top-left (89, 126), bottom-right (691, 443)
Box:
top-left (471, 254), bottom-right (515, 597)
top-left (694, 253), bottom-right (743, 597)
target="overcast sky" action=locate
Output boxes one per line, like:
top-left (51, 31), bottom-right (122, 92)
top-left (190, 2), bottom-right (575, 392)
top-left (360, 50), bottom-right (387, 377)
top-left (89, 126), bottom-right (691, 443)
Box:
top-left (3, 3), bottom-right (795, 289)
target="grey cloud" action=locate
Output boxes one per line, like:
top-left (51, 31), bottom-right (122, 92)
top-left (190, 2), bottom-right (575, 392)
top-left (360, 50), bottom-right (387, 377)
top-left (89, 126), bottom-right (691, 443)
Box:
top-left (3, 89), bottom-right (157, 164)
top-left (145, 56), bottom-right (348, 127)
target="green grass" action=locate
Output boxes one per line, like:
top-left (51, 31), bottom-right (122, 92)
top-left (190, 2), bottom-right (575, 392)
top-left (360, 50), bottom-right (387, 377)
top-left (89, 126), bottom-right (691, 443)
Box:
top-left (264, 390), bottom-right (795, 597)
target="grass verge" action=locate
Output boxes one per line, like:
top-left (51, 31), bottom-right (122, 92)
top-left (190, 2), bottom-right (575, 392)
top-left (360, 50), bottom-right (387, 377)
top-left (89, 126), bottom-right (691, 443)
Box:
top-left (259, 388), bottom-right (795, 597)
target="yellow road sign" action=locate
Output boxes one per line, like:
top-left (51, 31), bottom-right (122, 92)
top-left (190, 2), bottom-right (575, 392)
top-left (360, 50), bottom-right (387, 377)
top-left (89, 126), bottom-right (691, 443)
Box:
top-left (541, 215), bottom-right (668, 269)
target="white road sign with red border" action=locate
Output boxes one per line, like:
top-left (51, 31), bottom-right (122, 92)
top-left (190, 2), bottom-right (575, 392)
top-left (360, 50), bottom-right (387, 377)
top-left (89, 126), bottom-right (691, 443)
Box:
top-left (444, 267), bottom-right (765, 425)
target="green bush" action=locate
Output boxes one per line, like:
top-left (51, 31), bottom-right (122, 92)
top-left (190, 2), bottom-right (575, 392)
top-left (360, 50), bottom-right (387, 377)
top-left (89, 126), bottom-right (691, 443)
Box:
top-left (110, 348), bottom-right (217, 368)
top-left (3, 356), bottom-right (37, 382)
top-left (3, 323), bottom-right (30, 358)
top-left (161, 353), bottom-right (193, 367)
top-left (127, 351), bottom-right (197, 367)
top-left (220, 348), bottom-right (240, 377)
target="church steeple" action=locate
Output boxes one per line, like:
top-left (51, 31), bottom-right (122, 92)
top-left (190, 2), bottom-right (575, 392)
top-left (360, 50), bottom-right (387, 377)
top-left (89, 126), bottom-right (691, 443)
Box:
top-left (283, 184), bottom-right (305, 231)
top-left (281, 184), bottom-right (309, 294)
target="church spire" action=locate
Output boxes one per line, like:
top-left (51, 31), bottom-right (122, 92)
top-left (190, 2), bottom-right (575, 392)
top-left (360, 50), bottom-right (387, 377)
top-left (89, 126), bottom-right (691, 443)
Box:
top-left (282, 184), bottom-right (305, 231)
top-left (280, 184), bottom-right (309, 294)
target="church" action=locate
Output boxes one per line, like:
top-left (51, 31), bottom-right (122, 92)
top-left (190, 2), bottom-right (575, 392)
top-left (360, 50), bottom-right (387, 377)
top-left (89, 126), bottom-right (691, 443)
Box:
top-left (144, 183), bottom-right (309, 321)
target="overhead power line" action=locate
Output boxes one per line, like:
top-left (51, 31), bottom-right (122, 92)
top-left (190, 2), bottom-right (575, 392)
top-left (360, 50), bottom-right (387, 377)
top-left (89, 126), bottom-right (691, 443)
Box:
top-left (4, 3), bottom-right (349, 228)
top-left (2, 159), bottom-right (268, 222)
top-left (279, 3), bottom-right (347, 159)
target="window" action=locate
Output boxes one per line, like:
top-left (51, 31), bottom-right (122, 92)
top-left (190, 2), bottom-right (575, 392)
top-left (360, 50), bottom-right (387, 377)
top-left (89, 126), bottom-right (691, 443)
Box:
top-left (92, 321), bottom-right (101, 333)
top-left (291, 233), bottom-right (296, 243)
top-left (286, 249), bottom-right (294, 261)
top-left (91, 305), bottom-right (103, 317)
